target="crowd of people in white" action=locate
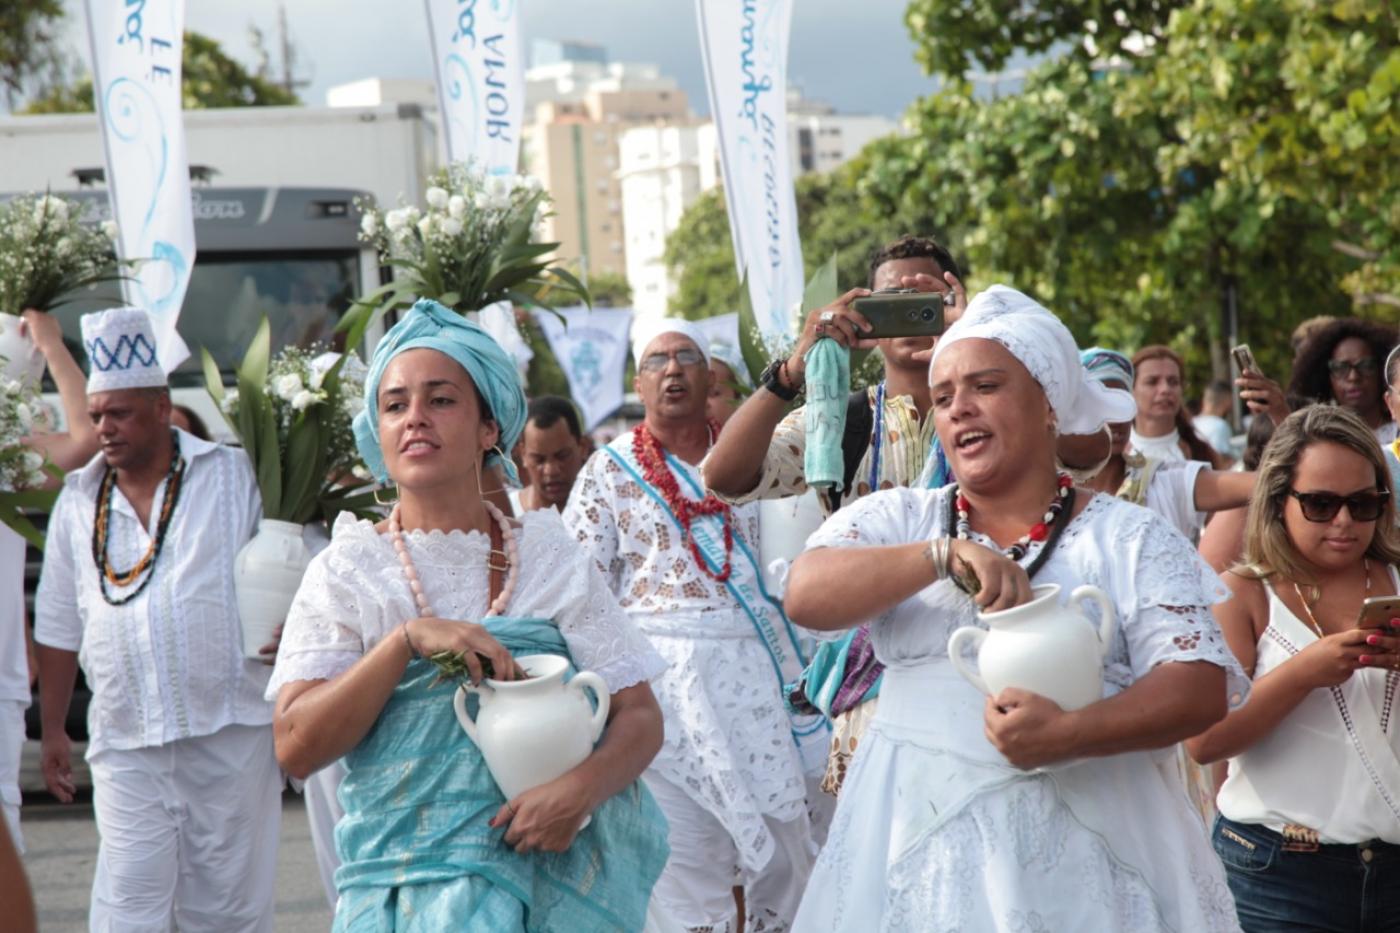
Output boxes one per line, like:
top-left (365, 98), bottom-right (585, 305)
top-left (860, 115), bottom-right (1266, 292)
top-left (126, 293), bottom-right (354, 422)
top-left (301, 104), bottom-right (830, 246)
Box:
top-left (4, 234), bottom-right (1400, 932)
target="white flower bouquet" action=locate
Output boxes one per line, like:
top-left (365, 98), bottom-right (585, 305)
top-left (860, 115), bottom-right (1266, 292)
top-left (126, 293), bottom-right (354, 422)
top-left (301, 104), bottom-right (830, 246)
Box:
top-left (0, 193), bottom-right (127, 316)
top-left (203, 319), bottom-right (376, 525)
top-left (0, 377), bottom-right (60, 547)
top-left (337, 163), bottom-right (589, 344)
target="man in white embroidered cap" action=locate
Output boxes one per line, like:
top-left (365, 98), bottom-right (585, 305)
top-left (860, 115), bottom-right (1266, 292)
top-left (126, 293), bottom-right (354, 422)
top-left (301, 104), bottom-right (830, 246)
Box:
top-left (33, 307), bottom-right (281, 931)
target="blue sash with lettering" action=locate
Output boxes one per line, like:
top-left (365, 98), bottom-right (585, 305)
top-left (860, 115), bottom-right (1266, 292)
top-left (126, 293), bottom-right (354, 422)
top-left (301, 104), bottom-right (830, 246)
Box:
top-left (333, 616), bottom-right (669, 933)
top-left (604, 436), bottom-right (829, 760)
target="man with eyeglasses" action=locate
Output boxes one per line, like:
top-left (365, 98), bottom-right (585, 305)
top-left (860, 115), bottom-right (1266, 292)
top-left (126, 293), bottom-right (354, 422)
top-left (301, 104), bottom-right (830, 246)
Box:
top-left (563, 318), bottom-right (821, 933)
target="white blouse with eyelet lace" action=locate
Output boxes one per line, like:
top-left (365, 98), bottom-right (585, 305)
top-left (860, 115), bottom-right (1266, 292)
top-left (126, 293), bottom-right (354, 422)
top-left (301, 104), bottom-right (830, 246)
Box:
top-left (265, 509), bottom-right (667, 701)
top-left (562, 442), bottom-right (813, 878)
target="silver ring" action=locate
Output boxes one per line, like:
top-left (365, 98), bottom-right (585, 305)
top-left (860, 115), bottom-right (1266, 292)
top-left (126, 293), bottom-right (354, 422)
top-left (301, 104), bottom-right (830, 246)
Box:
top-left (820, 311), bottom-right (836, 324)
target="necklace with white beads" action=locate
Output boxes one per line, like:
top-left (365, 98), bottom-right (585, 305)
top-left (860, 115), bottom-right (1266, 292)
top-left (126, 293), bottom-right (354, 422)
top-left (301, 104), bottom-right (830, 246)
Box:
top-left (389, 500), bottom-right (519, 619)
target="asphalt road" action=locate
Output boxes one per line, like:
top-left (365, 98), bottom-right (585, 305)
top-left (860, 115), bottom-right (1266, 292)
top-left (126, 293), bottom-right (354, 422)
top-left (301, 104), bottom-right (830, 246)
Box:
top-left (18, 789), bottom-right (334, 932)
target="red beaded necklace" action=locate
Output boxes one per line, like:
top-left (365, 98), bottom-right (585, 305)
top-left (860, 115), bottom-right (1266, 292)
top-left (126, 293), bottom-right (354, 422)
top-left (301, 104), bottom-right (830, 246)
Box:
top-left (632, 420), bottom-right (734, 582)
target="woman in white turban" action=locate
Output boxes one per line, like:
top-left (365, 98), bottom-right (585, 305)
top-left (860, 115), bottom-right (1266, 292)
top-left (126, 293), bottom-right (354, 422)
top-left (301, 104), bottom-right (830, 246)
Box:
top-left (783, 286), bottom-right (1248, 930)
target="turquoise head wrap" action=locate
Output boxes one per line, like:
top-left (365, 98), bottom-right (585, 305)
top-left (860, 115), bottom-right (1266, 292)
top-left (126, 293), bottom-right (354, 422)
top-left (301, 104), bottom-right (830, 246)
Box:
top-left (353, 299), bottom-right (527, 486)
top-left (1080, 347), bottom-right (1134, 388)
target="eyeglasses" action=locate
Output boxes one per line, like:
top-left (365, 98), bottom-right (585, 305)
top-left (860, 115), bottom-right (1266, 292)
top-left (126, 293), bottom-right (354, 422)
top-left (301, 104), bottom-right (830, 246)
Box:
top-left (1327, 358), bottom-right (1379, 379)
top-left (1287, 489), bottom-right (1389, 523)
top-left (639, 349), bottom-right (704, 373)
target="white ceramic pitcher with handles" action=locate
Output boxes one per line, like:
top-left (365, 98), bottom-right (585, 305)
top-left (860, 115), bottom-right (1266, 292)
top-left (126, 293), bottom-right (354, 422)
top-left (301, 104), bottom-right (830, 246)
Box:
top-left (453, 654), bottom-right (610, 812)
top-left (947, 583), bottom-right (1116, 711)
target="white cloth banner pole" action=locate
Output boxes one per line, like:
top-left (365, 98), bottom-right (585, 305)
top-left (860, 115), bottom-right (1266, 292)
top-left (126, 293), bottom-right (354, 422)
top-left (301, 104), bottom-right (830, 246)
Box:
top-left (84, 0), bottom-right (195, 373)
top-left (532, 306), bottom-right (633, 432)
top-left (423, 0), bottom-right (525, 175)
top-left (695, 0), bottom-right (804, 347)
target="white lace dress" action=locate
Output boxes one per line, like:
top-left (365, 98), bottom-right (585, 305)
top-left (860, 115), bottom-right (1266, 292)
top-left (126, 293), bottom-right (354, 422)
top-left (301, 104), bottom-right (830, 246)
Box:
top-left (563, 445), bottom-right (811, 874)
top-left (266, 509), bottom-right (666, 701)
top-left (791, 487), bottom-right (1248, 932)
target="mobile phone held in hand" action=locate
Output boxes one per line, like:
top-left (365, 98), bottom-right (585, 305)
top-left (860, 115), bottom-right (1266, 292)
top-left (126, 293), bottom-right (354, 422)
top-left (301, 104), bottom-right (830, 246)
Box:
top-left (851, 290), bottom-right (949, 339)
top-left (1231, 344), bottom-right (1260, 376)
top-left (1357, 595), bottom-right (1400, 630)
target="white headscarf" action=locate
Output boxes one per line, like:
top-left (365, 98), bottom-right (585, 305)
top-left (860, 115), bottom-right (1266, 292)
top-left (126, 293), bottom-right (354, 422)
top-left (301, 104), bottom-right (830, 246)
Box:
top-left (930, 285), bottom-right (1136, 435)
top-left (630, 318), bottom-right (711, 369)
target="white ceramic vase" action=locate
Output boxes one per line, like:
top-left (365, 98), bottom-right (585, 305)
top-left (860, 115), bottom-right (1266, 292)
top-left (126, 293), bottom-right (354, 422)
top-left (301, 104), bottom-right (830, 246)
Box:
top-left (453, 654), bottom-right (609, 809)
top-left (0, 315), bottom-right (46, 388)
top-left (234, 519), bottom-right (314, 660)
top-left (947, 583), bottom-right (1117, 711)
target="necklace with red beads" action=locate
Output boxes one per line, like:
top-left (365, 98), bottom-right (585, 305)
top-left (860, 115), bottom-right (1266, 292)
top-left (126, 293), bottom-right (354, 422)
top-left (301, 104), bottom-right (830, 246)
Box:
top-left (953, 472), bottom-right (1074, 562)
top-left (632, 420), bottom-right (734, 583)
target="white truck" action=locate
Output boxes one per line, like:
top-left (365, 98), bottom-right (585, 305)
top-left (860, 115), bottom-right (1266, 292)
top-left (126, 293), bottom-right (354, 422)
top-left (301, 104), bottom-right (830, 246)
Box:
top-left (1, 102), bottom-right (440, 435)
top-left (1, 103), bottom-right (441, 791)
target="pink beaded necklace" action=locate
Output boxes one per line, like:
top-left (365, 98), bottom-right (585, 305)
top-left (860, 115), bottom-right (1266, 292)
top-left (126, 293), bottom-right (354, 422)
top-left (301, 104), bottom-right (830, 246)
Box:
top-left (389, 500), bottom-right (519, 618)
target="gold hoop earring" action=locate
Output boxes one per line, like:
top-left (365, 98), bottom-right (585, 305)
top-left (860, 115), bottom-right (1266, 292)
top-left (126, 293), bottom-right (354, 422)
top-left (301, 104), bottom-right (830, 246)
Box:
top-left (372, 483), bottom-right (398, 507)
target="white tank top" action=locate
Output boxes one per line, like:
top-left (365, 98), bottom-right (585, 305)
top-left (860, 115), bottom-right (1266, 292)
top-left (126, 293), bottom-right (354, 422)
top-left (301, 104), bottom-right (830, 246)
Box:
top-left (1216, 571), bottom-right (1400, 844)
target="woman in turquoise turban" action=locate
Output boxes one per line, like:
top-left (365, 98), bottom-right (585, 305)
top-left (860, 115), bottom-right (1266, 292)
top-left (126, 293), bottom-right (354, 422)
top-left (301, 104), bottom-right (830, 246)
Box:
top-left (267, 300), bottom-right (672, 931)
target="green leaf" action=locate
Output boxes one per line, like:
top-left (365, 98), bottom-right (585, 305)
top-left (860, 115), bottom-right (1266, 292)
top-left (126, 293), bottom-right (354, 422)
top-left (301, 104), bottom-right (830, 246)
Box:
top-left (543, 265), bottom-right (592, 308)
top-left (736, 270), bottom-right (768, 387)
top-left (801, 253), bottom-right (840, 325)
top-left (238, 317), bottom-right (272, 388)
top-left (281, 408), bottom-right (324, 524)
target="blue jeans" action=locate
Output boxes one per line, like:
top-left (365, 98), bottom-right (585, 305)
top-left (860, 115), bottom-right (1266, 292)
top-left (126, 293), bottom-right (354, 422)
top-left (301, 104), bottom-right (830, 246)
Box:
top-left (1214, 815), bottom-right (1400, 932)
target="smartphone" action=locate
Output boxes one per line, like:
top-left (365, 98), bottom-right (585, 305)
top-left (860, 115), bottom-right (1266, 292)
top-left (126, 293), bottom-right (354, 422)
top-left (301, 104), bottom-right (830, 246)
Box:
top-left (851, 290), bottom-right (948, 338)
top-left (1231, 344), bottom-right (1260, 376)
top-left (1357, 595), bottom-right (1400, 630)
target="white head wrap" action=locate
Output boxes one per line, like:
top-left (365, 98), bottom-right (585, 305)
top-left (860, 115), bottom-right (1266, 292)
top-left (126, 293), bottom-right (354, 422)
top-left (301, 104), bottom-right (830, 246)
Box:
top-left (630, 318), bottom-right (711, 369)
top-left (707, 342), bottom-right (752, 388)
top-left (930, 285), bottom-right (1135, 435)
top-left (81, 307), bottom-right (168, 394)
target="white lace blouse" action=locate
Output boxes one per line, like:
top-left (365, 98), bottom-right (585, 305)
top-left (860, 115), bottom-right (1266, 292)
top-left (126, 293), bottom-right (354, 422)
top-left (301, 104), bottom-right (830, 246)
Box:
top-left (807, 486), bottom-right (1249, 702)
top-left (266, 509), bottom-right (667, 699)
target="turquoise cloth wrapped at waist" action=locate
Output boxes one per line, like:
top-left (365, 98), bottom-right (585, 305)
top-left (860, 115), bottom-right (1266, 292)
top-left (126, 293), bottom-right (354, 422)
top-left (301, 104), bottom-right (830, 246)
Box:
top-left (333, 616), bottom-right (669, 932)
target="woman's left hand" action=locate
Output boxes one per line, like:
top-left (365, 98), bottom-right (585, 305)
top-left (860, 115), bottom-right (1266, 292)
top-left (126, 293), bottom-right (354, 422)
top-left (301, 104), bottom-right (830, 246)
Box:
top-left (984, 688), bottom-right (1079, 770)
top-left (490, 771), bottom-right (595, 854)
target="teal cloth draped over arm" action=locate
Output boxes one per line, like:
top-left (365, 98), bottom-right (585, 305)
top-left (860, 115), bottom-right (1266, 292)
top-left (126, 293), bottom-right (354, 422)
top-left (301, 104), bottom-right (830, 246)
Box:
top-left (333, 616), bottom-right (669, 933)
top-left (802, 337), bottom-right (850, 493)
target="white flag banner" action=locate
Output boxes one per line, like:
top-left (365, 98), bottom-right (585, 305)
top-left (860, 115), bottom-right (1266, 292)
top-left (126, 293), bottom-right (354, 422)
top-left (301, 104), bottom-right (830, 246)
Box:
top-left (84, 0), bottom-right (195, 373)
top-left (424, 0), bottom-right (525, 174)
top-left (696, 0), bottom-right (803, 347)
top-left (692, 312), bottom-right (741, 351)
top-left (532, 306), bottom-right (633, 432)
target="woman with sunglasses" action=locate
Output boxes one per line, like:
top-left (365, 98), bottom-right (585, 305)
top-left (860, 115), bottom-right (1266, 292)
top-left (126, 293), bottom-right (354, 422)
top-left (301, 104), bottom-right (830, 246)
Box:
top-left (1384, 346), bottom-right (1400, 497)
top-left (1187, 405), bottom-right (1400, 932)
top-left (1288, 318), bottom-right (1399, 446)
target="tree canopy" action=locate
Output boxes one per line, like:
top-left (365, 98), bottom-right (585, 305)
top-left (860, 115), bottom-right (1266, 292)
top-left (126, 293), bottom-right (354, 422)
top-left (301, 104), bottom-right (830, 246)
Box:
top-left (665, 0), bottom-right (1398, 383)
top-left (23, 31), bottom-right (299, 114)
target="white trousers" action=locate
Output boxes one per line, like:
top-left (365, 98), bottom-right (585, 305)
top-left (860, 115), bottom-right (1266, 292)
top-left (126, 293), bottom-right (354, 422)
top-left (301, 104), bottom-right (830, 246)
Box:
top-left (302, 758), bottom-right (345, 908)
top-left (646, 769), bottom-right (815, 931)
top-left (0, 699), bottom-right (25, 853)
top-left (88, 724), bottom-right (282, 933)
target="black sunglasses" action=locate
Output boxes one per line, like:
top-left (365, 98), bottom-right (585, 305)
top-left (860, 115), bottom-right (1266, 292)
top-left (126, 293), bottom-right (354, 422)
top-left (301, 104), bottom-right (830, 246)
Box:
top-left (1287, 489), bottom-right (1389, 523)
top-left (1327, 358), bottom-right (1379, 378)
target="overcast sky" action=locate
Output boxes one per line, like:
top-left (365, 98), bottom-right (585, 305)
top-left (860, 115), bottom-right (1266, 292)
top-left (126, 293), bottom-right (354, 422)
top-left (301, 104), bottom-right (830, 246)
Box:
top-left (49, 0), bottom-right (942, 118)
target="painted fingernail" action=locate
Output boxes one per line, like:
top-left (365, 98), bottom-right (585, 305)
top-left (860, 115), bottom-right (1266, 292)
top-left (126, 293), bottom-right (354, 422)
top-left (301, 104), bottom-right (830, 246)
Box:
top-left (1368, 635), bottom-right (1381, 646)
top-left (1390, 619), bottom-right (1400, 628)
top-left (1360, 654), bottom-right (1373, 664)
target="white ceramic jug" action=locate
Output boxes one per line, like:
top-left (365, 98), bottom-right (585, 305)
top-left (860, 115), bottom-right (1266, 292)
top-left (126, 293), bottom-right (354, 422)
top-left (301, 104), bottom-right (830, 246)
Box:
top-left (453, 654), bottom-right (610, 807)
top-left (947, 583), bottom-right (1116, 711)
top-left (758, 491), bottom-right (825, 595)
top-left (0, 315), bottom-right (46, 388)
top-left (233, 519), bottom-right (313, 659)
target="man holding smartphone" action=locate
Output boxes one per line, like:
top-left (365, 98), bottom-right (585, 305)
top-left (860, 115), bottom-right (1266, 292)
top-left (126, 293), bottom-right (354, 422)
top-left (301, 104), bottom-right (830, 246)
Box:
top-left (702, 235), bottom-right (1113, 794)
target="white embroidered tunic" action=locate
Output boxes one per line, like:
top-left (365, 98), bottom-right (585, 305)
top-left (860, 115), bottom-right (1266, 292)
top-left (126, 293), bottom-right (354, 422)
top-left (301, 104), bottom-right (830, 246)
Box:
top-left (791, 487), bottom-right (1248, 932)
top-left (266, 509), bottom-right (666, 699)
top-left (34, 431), bottom-right (269, 758)
top-left (563, 436), bottom-right (812, 872)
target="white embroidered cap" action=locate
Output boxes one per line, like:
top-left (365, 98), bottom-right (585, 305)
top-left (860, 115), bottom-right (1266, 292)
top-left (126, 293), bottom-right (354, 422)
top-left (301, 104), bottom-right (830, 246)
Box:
top-left (81, 307), bottom-right (168, 394)
top-left (630, 317), bottom-right (711, 369)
